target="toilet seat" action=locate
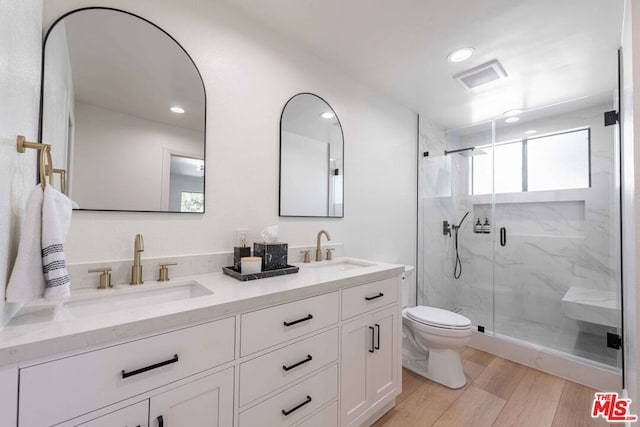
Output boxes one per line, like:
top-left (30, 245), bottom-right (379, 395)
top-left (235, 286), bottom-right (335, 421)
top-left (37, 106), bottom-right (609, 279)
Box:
top-left (405, 306), bottom-right (471, 330)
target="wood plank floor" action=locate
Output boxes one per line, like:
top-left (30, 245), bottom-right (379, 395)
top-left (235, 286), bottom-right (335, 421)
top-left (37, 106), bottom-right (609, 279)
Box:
top-left (373, 347), bottom-right (609, 427)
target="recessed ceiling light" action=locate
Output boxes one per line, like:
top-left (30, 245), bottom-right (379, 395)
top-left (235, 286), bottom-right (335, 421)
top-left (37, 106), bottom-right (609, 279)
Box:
top-left (505, 117), bottom-right (520, 124)
top-left (525, 130), bottom-right (537, 135)
top-left (321, 112), bottom-right (335, 119)
top-left (504, 109), bottom-right (524, 117)
top-left (447, 47), bottom-right (475, 63)
top-left (170, 106), bottom-right (185, 114)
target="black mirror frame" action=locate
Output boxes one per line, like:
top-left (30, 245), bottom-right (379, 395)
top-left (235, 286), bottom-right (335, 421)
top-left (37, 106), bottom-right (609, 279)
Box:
top-left (38, 6), bottom-right (207, 214)
top-left (278, 92), bottom-right (345, 218)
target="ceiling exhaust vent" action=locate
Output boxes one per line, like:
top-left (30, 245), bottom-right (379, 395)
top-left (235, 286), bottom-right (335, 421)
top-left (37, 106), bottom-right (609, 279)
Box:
top-left (454, 60), bottom-right (507, 90)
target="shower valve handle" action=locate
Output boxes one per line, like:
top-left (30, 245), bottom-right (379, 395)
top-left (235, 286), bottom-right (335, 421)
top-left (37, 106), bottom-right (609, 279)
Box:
top-left (443, 221), bottom-right (451, 237)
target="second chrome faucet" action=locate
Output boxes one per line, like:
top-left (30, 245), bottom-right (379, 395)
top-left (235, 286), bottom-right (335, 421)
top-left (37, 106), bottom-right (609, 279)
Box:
top-left (131, 234), bottom-right (144, 285)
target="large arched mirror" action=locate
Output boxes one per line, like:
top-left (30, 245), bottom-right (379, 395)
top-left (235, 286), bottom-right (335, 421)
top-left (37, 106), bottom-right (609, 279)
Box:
top-left (40, 7), bottom-right (206, 213)
top-left (279, 93), bottom-right (344, 217)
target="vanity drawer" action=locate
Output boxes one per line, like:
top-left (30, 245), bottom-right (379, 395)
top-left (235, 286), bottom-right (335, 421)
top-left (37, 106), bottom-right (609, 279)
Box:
top-left (296, 402), bottom-right (338, 427)
top-left (240, 292), bottom-right (339, 356)
top-left (239, 364), bottom-right (338, 427)
top-left (18, 317), bottom-right (235, 427)
top-left (240, 328), bottom-right (339, 407)
top-left (341, 277), bottom-right (399, 320)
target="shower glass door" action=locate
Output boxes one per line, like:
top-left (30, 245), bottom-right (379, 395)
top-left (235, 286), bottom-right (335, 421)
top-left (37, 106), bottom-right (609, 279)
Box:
top-left (418, 118), bottom-right (495, 333)
top-left (491, 98), bottom-right (622, 370)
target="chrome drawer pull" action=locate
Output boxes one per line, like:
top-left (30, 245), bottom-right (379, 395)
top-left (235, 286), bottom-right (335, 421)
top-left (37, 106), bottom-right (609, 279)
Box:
top-left (365, 292), bottom-right (384, 301)
top-left (282, 355), bottom-right (313, 371)
top-left (121, 354), bottom-right (179, 379)
top-left (282, 395), bottom-right (312, 416)
top-left (283, 314), bottom-right (313, 327)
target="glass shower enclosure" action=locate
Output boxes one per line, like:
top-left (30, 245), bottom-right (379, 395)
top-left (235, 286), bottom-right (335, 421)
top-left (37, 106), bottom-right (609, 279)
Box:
top-left (418, 96), bottom-right (623, 373)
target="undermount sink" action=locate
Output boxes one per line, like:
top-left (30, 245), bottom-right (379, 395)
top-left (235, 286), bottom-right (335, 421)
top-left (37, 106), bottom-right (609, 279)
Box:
top-left (60, 281), bottom-right (213, 319)
top-left (302, 258), bottom-right (377, 271)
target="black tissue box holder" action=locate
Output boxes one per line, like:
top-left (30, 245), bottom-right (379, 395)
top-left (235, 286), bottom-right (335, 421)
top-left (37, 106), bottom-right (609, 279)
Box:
top-left (253, 243), bottom-right (288, 271)
top-left (233, 247), bottom-right (252, 270)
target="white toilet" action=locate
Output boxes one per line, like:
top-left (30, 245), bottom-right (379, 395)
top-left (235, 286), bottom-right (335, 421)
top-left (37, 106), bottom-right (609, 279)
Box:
top-left (401, 267), bottom-right (473, 389)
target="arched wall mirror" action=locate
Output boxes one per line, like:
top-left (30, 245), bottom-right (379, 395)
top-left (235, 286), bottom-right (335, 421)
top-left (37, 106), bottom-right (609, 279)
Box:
top-left (279, 93), bottom-right (344, 217)
top-left (40, 7), bottom-right (206, 213)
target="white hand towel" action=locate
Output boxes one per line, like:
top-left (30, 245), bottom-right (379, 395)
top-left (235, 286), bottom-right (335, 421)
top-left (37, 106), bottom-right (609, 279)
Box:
top-left (42, 185), bottom-right (75, 301)
top-left (6, 186), bottom-right (45, 302)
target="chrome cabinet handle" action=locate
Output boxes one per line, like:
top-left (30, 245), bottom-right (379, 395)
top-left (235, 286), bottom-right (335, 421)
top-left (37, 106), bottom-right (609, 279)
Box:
top-left (121, 354), bottom-right (179, 379)
top-left (282, 355), bottom-right (313, 371)
top-left (157, 415), bottom-right (164, 427)
top-left (282, 395), bottom-right (312, 416)
top-left (375, 323), bottom-right (381, 350)
top-left (283, 314), bottom-right (313, 327)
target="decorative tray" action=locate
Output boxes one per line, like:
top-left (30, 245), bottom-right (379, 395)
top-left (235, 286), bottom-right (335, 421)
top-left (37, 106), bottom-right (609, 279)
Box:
top-left (222, 264), bottom-right (300, 281)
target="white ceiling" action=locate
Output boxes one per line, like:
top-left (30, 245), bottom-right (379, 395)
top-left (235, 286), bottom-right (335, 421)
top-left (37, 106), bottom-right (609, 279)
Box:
top-left (223, 0), bottom-right (624, 130)
top-left (60, 9), bottom-right (205, 132)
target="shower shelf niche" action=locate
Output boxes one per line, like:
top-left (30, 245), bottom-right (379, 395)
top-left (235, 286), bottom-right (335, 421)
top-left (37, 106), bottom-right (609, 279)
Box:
top-left (472, 200), bottom-right (586, 238)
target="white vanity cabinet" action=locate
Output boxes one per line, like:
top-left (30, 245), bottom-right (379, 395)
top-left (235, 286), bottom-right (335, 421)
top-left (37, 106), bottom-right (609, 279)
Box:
top-left (59, 401), bottom-right (149, 427)
top-left (149, 367), bottom-right (235, 427)
top-left (10, 267), bottom-right (403, 427)
top-left (56, 368), bottom-right (234, 427)
top-left (18, 317), bottom-right (235, 427)
top-left (340, 280), bottom-right (401, 427)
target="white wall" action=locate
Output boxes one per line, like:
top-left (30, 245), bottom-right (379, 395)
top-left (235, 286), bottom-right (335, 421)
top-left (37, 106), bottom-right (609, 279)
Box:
top-left (281, 130), bottom-right (329, 216)
top-left (72, 102), bottom-right (203, 211)
top-left (0, 0), bottom-right (42, 326)
top-left (0, 1), bottom-right (41, 422)
top-left (43, 0), bottom-right (417, 267)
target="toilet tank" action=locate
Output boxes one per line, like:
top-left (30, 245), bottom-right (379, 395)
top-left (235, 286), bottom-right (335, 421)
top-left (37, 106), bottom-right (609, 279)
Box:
top-left (403, 265), bottom-right (415, 308)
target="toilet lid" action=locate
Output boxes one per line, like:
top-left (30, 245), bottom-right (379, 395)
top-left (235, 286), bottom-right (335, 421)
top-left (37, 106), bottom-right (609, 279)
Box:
top-left (406, 306), bottom-right (472, 329)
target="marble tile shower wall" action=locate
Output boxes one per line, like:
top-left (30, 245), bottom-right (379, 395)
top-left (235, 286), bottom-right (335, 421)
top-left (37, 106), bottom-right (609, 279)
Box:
top-left (419, 105), bottom-right (620, 340)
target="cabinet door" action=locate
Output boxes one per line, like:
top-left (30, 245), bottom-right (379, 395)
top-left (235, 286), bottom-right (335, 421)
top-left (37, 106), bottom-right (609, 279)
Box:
top-left (74, 401), bottom-right (148, 427)
top-left (149, 368), bottom-right (234, 427)
top-left (368, 307), bottom-right (399, 407)
top-left (340, 315), bottom-right (372, 427)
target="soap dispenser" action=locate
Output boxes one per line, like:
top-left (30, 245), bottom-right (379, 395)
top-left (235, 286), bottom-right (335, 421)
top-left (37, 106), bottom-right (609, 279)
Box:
top-left (482, 217), bottom-right (491, 234)
top-left (474, 218), bottom-right (482, 234)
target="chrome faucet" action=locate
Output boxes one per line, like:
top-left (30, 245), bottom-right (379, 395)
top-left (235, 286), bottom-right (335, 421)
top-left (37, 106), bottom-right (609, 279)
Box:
top-left (130, 234), bottom-right (144, 285)
top-left (316, 229), bottom-right (331, 261)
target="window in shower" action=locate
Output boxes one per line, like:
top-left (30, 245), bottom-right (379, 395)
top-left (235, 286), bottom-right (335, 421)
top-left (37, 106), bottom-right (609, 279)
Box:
top-left (470, 128), bottom-right (590, 195)
top-left (471, 141), bottom-right (522, 195)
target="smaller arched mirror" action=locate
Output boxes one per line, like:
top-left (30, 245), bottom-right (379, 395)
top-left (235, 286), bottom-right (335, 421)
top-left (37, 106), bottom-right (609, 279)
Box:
top-left (279, 93), bottom-right (344, 217)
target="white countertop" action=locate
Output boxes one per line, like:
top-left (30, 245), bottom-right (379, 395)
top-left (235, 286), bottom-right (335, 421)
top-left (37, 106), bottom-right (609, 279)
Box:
top-left (0, 258), bottom-right (403, 367)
